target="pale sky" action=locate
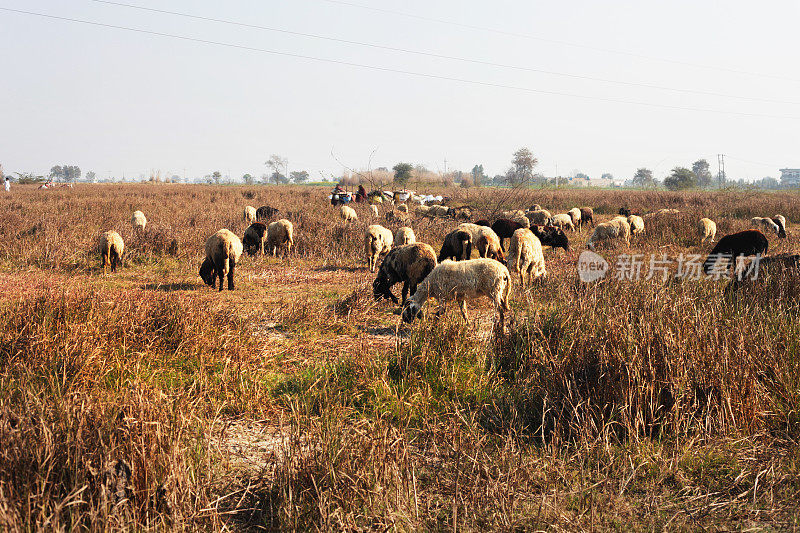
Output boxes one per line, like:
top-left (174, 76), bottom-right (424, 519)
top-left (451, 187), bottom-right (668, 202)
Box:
top-left (1, 0), bottom-right (798, 182)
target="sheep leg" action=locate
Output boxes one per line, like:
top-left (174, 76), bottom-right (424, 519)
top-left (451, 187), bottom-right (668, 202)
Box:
top-left (227, 260), bottom-right (235, 290)
top-left (402, 281), bottom-right (409, 304)
top-left (459, 300), bottom-right (469, 322)
top-left (110, 250), bottom-right (117, 273)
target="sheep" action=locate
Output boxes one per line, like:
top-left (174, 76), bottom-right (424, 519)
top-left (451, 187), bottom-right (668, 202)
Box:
top-left (490, 219), bottom-right (527, 252)
top-left (394, 226), bottom-right (416, 246)
top-left (242, 222), bottom-right (268, 255)
top-left (256, 205), bottom-right (278, 221)
top-left (458, 223), bottom-right (504, 261)
top-left (131, 210), bottom-right (146, 233)
top-left (751, 217), bottom-right (784, 238)
top-left (699, 218), bottom-right (717, 244)
top-left (373, 242), bottom-right (437, 305)
top-left (618, 207), bottom-right (632, 217)
top-left (99, 230), bottom-right (124, 274)
top-left (567, 208), bottom-right (582, 229)
top-left (501, 210), bottom-right (530, 227)
top-left (587, 218), bottom-right (630, 250)
top-left (365, 224), bottom-right (394, 272)
top-left (340, 204), bottom-right (358, 222)
top-left (550, 213), bottom-right (576, 232)
top-left (385, 210), bottom-right (410, 224)
top-left (267, 219), bottom-right (294, 257)
top-left (397, 203), bottom-right (408, 213)
top-left (773, 215), bottom-right (787, 237)
top-left (426, 205), bottom-right (451, 218)
top-left (243, 205), bottom-right (257, 224)
top-left (643, 208), bottom-right (679, 220)
top-left (401, 258), bottom-right (512, 325)
top-left (370, 204), bottom-right (379, 218)
top-left (528, 204), bottom-right (542, 211)
top-left (526, 209), bottom-right (552, 226)
top-left (579, 207), bottom-right (594, 228)
top-left (702, 230), bottom-right (768, 275)
top-left (415, 205), bottom-right (431, 217)
top-left (474, 219), bottom-right (491, 227)
top-left (439, 229), bottom-right (473, 262)
top-left (200, 229), bottom-right (243, 291)
top-left (627, 215), bottom-right (645, 235)
top-left (453, 206), bottom-right (472, 221)
top-left (507, 229), bottom-right (546, 287)
top-left (530, 225), bottom-right (570, 252)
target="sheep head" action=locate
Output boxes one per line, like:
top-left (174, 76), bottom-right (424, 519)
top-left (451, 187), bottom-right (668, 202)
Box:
top-left (401, 302), bottom-right (423, 323)
top-left (199, 258), bottom-right (215, 286)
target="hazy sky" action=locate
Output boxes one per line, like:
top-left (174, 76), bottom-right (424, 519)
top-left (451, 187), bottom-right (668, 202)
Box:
top-left (1, 0), bottom-right (798, 182)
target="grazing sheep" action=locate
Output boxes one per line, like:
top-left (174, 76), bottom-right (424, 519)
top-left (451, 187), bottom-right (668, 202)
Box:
top-left (501, 210), bottom-right (530, 227)
top-left (507, 228), bottom-right (546, 287)
top-left (426, 205), bottom-right (452, 218)
top-left (618, 207), bottom-right (632, 217)
top-left (99, 230), bottom-right (124, 274)
top-left (373, 243), bottom-right (437, 305)
top-left (643, 208), bottom-right (679, 220)
top-left (370, 204), bottom-right (379, 218)
top-left (340, 204), bottom-right (358, 222)
top-left (256, 205), bottom-right (278, 221)
top-left (243, 206), bottom-right (257, 224)
top-left (773, 215), bottom-right (787, 237)
top-left (131, 210), bottom-right (146, 233)
top-left (627, 215), bottom-right (645, 235)
top-left (415, 205), bottom-right (431, 217)
top-left (699, 218), bottom-right (717, 244)
top-left (267, 219), bottom-right (294, 257)
top-left (550, 213), bottom-right (576, 232)
top-left (385, 210), bottom-right (410, 224)
top-left (200, 229), bottom-right (243, 291)
top-left (458, 223), bottom-right (504, 261)
top-left (453, 206), bottom-right (472, 221)
top-left (530, 225), bottom-right (570, 252)
top-left (587, 218), bottom-right (630, 250)
top-left (365, 224), bottom-right (394, 272)
top-left (394, 226), bottom-right (416, 246)
top-left (490, 218), bottom-right (528, 251)
top-left (751, 217), bottom-right (783, 238)
top-left (401, 258), bottom-right (512, 325)
top-left (579, 207), bottom-right (594, 228)
top-left (526, 209), bottom-right (552, 226)
top-left (397, 203), bottom-right (408, 213)
top-left (702, 230), bottom-right (768, 275)
top-left (439, 229), bottom-right (473, 262)
top-left (242, 222), bottom-right (268, 255)
top-left (567, 208), bottom-right (582, 229)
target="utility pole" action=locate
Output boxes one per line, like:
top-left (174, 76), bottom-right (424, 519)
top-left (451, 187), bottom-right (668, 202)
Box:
top-left (717, 154), bottom-right (726, 188)
top-left (443, 158), bottom-right (447, 176)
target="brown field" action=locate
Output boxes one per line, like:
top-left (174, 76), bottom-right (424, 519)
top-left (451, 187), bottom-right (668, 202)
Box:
top-left (2, 183), bottom-right (800, 531)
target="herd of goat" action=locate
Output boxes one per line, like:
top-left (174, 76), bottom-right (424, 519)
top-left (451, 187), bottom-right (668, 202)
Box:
top-left (96, 198), bottom-right (797, 326)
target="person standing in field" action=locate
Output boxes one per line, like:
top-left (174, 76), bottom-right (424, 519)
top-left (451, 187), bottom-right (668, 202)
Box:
top-left (3, 177), bottom-right (9, 193)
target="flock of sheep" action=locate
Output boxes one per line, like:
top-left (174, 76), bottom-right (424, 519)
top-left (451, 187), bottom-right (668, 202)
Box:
top-left (96, 195), bottom-right (793, 327)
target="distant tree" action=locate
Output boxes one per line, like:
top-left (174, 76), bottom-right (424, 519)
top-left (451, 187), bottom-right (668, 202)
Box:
top-left (290, 170), bottom-right (309, 183)
top-left (393, 163), bottom-right (414, 186)
top-left (50, 166), bottom-right (63, 180)
top-left (212, 171), bottom-right (222, 184)
top-left (754, 176), bottom-right (780, 189)
top-left (692, 159), bottom-right (713, 188)
top-left (460, 174), bottom-right (474, 188)
top-left (14, 172), bottom-right (45, 184)
top-left (664, 167), bottom-right (697, 190)
top-left (242, 173), bottom-right (255, 185)
top-left (601, 173), bottom-right (614, 181)
top-left (632, 168), bottom-right (656, 188)
top-left (414, 164), bottom-right (429, 174)
top-left (86, 171), bottom-right (96, 182)
top-left (471, 164), bottom-right (486, 187)
top-left (265, 154), bottom-right (288, 184)
top-left (574, 172), bottom-right (589, 181)
top-left (505, 147), bottom-right (537, 185)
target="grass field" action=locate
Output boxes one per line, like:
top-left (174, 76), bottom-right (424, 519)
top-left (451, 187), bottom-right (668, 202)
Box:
top-left (2, 183), bottom-right (800, 531)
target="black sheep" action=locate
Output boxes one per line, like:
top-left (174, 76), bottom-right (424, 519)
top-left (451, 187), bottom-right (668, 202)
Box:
top-left (242, 222), bottom-right (267, 256)
top-left (579, 207), bottom-right (594, 228)
top-left (256, 205), bottom-right (278, 221)
top-left (702, 230), bottom-right (769, 275)
top-left (490, 218), bottom-right (527, 251)
top-left (531, 225), bottom-right (570, 252)
top-left (438, 230), bottom-right (472, 262)
top-left (474, 219), bottom-right (491, 227)
top-left (618, 207), bottom-right (631, 217)
top-left (772, 216), bottom-right (788, 238)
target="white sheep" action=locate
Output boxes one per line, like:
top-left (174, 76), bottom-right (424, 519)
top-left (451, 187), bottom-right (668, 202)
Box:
top-left (458, 223), bottom-right (504, 260)
top-left (131, 210), bottom-right (146, 233)
top-left (267, 219), bottom-right (294, 257)
top-left (370, 204), bottom-right (379, 218)
top-left (394, 226), bottom-right (416, 246)
top-left (243, 205), bottom-right (257, 224)
top-left (751, 216), bottom-right (781, 237)
top-left (567, 208), bottom-right (582, 229)
top-left (200, 229), bottom-right (243, 291)
top-left (99, 230), bottom-right (124, 274)
top-left (340, 204), bottom-right (358, 222)
top-left (526, 209), bottom-right (552, 226)
top-left (426, 205), bottom-right (451, 218)
top-left (502, 210), bottom-right (530, 227)
top-left (699, 218), bottom-right (717, 244)
top-left (365, 224), bottom-right (394, 272)
top-left (550, 213), bottom-right (576, 232)
top-left (401, 258), bottom-right (512, 326)
top-left (627, 215), bottom-right (645, 235)
top-left (610, 216), bottom-right (632, 244)
top-left (507, 228), bottom-right (546, 288)
top-left (587, 218), bottom-right (630, 250)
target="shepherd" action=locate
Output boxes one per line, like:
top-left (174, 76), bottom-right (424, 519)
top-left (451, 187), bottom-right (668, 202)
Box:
top-left (355, 184), bottom-right (367, 203)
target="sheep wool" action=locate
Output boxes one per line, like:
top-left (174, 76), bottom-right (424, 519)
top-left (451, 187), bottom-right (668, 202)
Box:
top-left (373, 242), bottom-right (437, 305)
top-left (267, 219), bottom-right (294, 257)
top-left (394, 226), bottom-right (416, 246)
top-left (550, 213), bottom-right (576, 232)
top-left (364, 224), bottom-right (394, 272)
top-left (526, 209), bottom-right (552, 226)
top-left (99, 230), bottom-right (124, 274)
top-left (243, 206), bottom-right (257, 224)
top-left (751, 217), bottom-right (782, 238)
top-left (340, 204), bottom-right (358, 222)
top-left (243, 222), bottom-right (268, 255)
top-left (627, 215), bottom-right (645, 235)
top-left (200, 229), bottom-right (243, 291)
top-left (131, 210), bottom-right (146, 232)
top-left (699, 218), bottom-right (717, 244)
top-left (458, 223), bottom-right (503, 260)
top-left (567, 208), bottom-right (582, 228)
top-left (370, 204), bottom-right (379, 218)
top-left (402, 258), bottom-right (512, 325)
top-left (507, 228), bottom-right (546, 287)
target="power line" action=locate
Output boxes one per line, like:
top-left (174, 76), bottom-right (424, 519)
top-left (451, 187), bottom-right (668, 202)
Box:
top-left (2, 6), bottom-right (798, 121)
top-left (86, 0), bottom-right (800, 106)
top-left (316, 0), bottom-right (800, 84)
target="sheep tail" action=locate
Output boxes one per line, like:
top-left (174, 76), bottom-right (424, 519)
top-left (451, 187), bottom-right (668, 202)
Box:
top-left (462, 238), bottom-right (471, 261)
top-left (501, 271), bottom-right (511, 311)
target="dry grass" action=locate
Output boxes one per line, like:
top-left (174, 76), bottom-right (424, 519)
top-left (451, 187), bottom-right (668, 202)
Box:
top-left (1, 183), bottom-right (800, 530)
